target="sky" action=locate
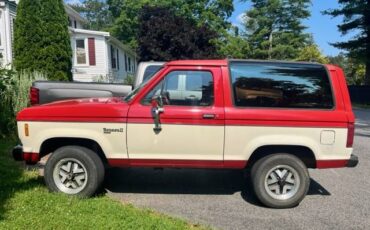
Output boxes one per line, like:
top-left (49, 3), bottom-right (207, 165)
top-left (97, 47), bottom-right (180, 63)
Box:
top-left (65, 0), bottom-right (352, 56)
top-left (230, 0), bottom-right (352, 56)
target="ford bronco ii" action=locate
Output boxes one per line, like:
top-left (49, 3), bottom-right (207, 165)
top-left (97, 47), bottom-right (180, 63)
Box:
top-left (13, 60), bottom-right (358, 208)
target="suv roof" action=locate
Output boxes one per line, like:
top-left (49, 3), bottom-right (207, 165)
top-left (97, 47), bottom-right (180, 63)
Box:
top-left (166, 59), bottom-right (324, 67)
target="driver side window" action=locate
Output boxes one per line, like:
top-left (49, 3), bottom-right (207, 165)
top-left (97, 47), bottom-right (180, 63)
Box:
top-left (142, 70), bottom-right (214, 106)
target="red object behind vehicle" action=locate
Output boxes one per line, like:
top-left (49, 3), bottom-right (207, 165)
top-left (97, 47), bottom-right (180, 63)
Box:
top-left (30, 87), bottom-right (39, 105)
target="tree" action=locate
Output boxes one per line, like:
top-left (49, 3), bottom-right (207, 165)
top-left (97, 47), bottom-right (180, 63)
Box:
top-left (69, 0), bottom-right (112, 31)
top-left (296, 44), bottom-right (329, 64)
top-left (324, 0), bottom-right (370, 85)
top-left (13, 0), bottom-right (44, 72)
top-left (243, 0), bottom-right (311, 60)
top-left (40, 0), bottom-right (73, 80)
top-left (107, 0), bottom-right (233, 49)
top-left (217, 27), bottom-right (250, 59)
top-left (138, 5), bottom-right (219, 61)
top-left (328, 53), bottom-right (366, 85)
top-left (14, 0), bottom-right (72, 80)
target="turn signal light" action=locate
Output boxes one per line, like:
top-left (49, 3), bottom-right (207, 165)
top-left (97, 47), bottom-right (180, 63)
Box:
top-left (24, 123), bottom-right (29, 137)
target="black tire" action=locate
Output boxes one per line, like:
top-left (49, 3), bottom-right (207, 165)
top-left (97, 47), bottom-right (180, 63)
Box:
top-left (44, 146), bottom-right (105, 197)
top-left (251, 154), bottom-right (310, 208)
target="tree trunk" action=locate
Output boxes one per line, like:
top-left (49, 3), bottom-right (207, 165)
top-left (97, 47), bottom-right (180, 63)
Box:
top-left (268, 31), bottom-right (273, 60)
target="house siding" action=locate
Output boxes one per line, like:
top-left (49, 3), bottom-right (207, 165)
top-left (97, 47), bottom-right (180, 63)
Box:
top-left (106, 41), bottom-right (137, 83)
top-left (0, 0), bottom-right (16, 67)
top-left (71, 33), bottom-right (109, 82)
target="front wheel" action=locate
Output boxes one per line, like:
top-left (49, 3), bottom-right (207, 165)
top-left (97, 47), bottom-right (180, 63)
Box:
top-left (251, 154), bottom-right (310, 208)
top-left (44, 146), bottom-right (105, 197)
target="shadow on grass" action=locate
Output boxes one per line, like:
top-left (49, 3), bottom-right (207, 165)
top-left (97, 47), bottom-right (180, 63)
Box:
top-left (0, 140), bottom-right (43, 220)
top-left (105, 167), bottom-right (330, 207)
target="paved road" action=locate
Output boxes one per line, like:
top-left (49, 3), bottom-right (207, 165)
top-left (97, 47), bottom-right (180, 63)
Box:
top-left (106, 109), bottom-right (370, 230)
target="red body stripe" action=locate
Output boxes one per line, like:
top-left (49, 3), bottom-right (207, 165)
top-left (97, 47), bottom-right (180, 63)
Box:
top-left (108, 159), bottom-right (247, 169)
top-left (17, 117), bottom-right (347, 128)
top-left (108, 159), bottom-right (349, 169)
top-left (316, 160), bottom-right (348, 168)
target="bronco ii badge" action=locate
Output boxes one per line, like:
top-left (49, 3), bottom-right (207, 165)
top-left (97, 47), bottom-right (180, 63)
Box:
top-left (103, 128), bottom-right (124, 134)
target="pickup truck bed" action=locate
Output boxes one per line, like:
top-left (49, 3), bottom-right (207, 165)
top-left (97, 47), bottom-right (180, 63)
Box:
top-left (31, 62), bottom-right (164, 105)
top-left (32, 81), bottom-right (132, 105)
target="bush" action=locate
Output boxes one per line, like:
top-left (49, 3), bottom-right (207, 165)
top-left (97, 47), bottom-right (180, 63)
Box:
top-left (0, 68), bottom-right (47, 138)
top-left (123, 73), bottom-right (135, 86)
top-left (13, 0), bottom-right (72, 81)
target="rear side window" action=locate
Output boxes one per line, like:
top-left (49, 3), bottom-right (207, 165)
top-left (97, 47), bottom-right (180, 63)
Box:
top-left (229, 62), bottom-right (334, 109)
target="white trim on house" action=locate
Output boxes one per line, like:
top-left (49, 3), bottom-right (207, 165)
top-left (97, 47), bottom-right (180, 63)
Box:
top-left (74, 37), bottom-right (90, 66)
top-left (69, 27), bottom-right (109, 36)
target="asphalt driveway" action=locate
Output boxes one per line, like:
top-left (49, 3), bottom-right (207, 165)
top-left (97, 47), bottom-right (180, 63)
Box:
top-left (105, 108), bottom-right (370, 230)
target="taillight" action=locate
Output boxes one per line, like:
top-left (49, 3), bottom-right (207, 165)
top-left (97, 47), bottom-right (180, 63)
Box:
top-left (346, 123), bottom-right (354, 148)
top-left (29, 87), bottom-right (39, 105)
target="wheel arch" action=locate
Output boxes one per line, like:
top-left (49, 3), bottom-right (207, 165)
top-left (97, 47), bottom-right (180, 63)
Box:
top-left (247, 145), bottom-right (317, 169)
top-left (39, 137), bottom-right (108, 164)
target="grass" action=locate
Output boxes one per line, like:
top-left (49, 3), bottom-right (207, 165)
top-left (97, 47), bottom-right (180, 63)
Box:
top-left (0, 139), bottom-right (205, 229)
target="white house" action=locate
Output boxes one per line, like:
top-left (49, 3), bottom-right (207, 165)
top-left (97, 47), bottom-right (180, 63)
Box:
top-left (0, 0), bottom-right (16, 67)
top-left (66, 4), bottom-right (137, 83)
top-left (0, 1), bottom-right (137, 83)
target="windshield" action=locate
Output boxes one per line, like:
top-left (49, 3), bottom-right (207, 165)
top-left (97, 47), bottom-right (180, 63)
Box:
top-left (123, 80), bottom-right (150, 102)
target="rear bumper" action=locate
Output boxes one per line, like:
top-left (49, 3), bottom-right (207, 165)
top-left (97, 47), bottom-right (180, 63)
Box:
top-left (346, 154), bottom-right (359, 168)
top-left (12, 145), bottom-right (39, 165)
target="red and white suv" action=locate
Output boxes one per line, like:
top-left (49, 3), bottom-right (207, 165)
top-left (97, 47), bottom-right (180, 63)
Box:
top-left (13, 60), bottom-right (358, 208)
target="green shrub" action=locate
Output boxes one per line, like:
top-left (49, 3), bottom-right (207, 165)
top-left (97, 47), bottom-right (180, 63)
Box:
top-left (13, 0), bottom-right (72, 81)
top-left (0, 68), bottom-right (47, 138)
top-left (124, 73), bottom-right (135, 86)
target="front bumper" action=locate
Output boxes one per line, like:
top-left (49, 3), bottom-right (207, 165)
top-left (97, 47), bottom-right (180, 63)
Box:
top-left (12, 145), bottom-right (39, 165)
top-left (12, 145), bottom-right (24, 161)
top-left (346, 154), bottom-right (359, 168)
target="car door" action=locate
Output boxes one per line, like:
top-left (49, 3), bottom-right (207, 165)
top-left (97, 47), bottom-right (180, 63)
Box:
top-left (126, 66), bottom-right (225, 166)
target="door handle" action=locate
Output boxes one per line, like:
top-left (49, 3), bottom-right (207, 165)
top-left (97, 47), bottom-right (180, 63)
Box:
top-left (203, 114), bottom-right (216, 119)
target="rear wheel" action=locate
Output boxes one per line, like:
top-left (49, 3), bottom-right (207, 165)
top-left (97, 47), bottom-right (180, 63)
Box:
top-left (44, 146), bottom-right (105, 197)
top-left (251, 154), bottom-right (310, 208)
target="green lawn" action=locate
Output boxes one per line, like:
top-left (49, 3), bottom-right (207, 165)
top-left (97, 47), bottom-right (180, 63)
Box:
top-left (0, 139), bottom-right (204, 229)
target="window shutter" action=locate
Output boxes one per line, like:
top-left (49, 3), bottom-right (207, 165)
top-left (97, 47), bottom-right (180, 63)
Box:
top-left (88, 38), bottom-right (96, 66)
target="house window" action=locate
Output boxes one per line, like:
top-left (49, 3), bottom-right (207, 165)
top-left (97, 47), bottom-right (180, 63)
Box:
top-left (68, 17), bottom-right (72, 27)
top-left (74, 20), bottom-right (77, 28)
top-left (76, 39), bottom-right (87, 65)
top-left (111, 45), bottom-right (117, 69)
top-left (124, 54), bottom-right (127, 71)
